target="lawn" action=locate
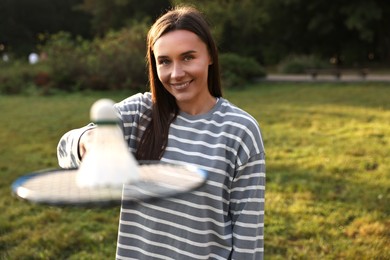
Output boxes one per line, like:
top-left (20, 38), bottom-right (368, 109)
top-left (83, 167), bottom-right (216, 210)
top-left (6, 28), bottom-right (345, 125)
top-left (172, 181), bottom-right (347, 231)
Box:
top-left (1, 83), bottom-right (389, 259)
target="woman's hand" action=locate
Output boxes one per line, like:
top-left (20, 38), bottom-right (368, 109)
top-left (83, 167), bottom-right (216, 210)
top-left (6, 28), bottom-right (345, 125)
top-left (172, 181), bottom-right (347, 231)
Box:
top-left (79, 129), bottom-right (95, 159)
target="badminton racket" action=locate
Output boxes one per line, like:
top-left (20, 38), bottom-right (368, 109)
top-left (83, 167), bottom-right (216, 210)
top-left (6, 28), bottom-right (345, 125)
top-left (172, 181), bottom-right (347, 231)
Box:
top-left (11, 161), bottom-right (207, 207)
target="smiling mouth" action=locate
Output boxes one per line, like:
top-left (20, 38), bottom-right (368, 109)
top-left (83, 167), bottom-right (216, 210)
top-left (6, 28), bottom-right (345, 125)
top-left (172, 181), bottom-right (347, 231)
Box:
top-left (170, 81), bottom-right (191, 90)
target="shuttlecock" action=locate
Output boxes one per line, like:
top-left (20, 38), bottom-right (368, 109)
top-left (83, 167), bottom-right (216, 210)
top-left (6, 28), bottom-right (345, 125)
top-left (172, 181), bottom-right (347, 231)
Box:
top-left (76, 99), bottom-right (140, 188)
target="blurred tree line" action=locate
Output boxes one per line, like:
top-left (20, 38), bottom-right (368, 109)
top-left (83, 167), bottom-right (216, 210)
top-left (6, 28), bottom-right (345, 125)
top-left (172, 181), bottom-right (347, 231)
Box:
top-left (1, 0), bottom-right (389, 94)
top-left (1, 0), bottom-right (389, 66)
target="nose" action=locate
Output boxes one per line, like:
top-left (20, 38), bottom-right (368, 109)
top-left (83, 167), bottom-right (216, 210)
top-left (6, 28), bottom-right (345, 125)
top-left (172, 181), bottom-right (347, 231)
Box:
top-left (171, 62), bottom-right (185, 80)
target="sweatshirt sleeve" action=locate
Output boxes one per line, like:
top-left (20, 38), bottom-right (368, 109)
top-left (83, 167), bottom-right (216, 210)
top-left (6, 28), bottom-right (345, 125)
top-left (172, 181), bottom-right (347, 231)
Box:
top-left (57, 124), bottom-right (95, 169)
top-left (230, 152), bottom-right (266, 259)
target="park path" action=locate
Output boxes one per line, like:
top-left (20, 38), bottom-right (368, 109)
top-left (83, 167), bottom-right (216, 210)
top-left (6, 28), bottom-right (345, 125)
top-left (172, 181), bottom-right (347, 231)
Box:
top-left (260, 74), bottom-right (390, 83)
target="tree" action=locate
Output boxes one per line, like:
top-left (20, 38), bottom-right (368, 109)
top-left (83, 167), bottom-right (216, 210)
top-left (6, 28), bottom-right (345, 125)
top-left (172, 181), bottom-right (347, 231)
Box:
top-left (259, 0), bottom-right (390, 65)
top-left (0, 0), bottom-right (91, 56)
top-left (76, 0), bottom-right (171, 36)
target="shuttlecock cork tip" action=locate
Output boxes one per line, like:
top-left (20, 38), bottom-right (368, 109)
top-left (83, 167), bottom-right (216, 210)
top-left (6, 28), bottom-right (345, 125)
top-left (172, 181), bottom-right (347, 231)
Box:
top-left (90, 99), bottom-right (118, 124)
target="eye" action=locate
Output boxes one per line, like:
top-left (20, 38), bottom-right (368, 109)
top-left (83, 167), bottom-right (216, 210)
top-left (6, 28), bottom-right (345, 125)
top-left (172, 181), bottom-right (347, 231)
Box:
top-left (157, 58), bottom-right (170, 66)
top-left (183, 55), bottom-right (194, 62)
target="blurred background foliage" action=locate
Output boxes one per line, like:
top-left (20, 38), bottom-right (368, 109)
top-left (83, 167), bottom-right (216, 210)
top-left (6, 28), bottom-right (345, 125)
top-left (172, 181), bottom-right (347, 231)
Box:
top-left (1, 0), bottom-right (390, 94)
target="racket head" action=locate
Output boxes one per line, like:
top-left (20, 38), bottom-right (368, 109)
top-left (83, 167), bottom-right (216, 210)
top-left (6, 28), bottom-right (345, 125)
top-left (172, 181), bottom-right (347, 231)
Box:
top-left (11, 162), bottom-right (207, 207)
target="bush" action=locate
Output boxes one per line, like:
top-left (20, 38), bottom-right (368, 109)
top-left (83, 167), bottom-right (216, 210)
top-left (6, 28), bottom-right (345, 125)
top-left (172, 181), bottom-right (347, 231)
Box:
top-left (0, 61), bottom-right (51, 95)
top-left (219, 53), bottom-right (266, 88)
top-left (88, 25), bottom-right (148, 90)
top-left (40, 32), bottom-right (88, 91)
top-left (277, 55), bottom-right (329, 74)
top-left (41, 23), bottom-right (149, 92)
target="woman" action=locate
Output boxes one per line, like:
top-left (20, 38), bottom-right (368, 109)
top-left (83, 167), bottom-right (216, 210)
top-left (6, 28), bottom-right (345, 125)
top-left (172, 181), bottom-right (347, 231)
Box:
top-left (58, 5), bottom-right (265, 259)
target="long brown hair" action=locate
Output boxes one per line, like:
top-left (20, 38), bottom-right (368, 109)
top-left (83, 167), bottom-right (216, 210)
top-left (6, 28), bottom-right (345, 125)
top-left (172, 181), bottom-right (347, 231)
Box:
top-left (136, 5), bottom-right (222, 160)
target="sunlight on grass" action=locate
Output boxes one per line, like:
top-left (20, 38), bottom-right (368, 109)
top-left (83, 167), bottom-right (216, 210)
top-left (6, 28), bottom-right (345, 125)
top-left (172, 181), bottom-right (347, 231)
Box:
top-left (1, 84), bottom-right (389, 259)
top-left (226, 83), bottom-right (390, 259)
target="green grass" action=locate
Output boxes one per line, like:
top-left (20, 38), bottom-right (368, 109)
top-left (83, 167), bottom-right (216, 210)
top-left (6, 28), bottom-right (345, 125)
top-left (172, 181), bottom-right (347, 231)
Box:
top-left (1, 83), bottom-right (389, 259)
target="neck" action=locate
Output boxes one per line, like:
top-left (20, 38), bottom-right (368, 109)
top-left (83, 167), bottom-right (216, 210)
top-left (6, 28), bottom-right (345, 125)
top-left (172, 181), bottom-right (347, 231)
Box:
top-left (178, 95), bottom-right (217, 115)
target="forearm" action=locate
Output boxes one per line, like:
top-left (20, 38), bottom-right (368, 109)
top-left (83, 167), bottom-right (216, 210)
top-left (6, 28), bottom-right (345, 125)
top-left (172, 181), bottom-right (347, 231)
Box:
top-left (57, 124), bottom-right (95, 168)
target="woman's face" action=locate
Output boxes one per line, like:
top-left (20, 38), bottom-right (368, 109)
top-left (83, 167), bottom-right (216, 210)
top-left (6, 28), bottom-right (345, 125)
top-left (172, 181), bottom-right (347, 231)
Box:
top-left (153, 30), bottom-right (214, 115)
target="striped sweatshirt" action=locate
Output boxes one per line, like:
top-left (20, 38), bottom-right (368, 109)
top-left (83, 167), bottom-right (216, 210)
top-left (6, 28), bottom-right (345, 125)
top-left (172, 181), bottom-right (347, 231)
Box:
top-left (57, 92), bottom-right (266, 259)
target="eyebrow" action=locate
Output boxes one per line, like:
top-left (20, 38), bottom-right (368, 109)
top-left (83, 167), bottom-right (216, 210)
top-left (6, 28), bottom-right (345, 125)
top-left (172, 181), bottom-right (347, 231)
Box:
top-left (156, 50), bottom-right (197, 59)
